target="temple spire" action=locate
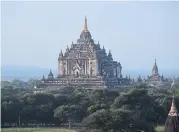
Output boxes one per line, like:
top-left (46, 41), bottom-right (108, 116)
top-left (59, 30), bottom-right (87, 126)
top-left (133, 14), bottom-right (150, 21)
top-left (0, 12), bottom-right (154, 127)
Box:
top-left (83, 16), bottom-right (88, 32)
top-left (49, 69), bottom-right (52, 75)
top-left (165, 95), bottom-right (179, 132)
top-left (168, 95), bottom-right (178, 116)
top-left (152, 58), bottom-right (159, 76)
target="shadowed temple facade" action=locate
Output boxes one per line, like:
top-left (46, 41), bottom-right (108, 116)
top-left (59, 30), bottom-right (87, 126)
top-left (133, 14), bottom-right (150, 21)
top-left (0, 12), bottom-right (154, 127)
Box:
top-left (38, 17), bottom-right (132, 89)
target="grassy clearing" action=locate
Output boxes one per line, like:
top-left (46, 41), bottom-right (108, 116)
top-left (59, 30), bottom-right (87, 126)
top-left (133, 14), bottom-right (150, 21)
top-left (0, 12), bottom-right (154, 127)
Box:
top-left (1, 128), bottom-right (76, 132)
top-left (155, 126), bottom-right (165, 132)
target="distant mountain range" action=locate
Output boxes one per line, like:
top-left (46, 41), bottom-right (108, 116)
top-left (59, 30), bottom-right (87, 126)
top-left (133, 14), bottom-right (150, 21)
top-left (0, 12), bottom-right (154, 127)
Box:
top-left (1, 66), bottom-right (179, 81)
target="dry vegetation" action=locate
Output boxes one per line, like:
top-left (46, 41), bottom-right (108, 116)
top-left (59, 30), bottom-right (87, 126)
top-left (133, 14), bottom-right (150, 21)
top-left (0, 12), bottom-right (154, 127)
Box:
top-left (155, 126), bottom-right (165, 132)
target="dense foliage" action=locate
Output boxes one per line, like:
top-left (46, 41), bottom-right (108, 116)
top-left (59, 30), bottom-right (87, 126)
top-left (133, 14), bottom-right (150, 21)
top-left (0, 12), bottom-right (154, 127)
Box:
top-left (1, 78), bottom-right (179, 132)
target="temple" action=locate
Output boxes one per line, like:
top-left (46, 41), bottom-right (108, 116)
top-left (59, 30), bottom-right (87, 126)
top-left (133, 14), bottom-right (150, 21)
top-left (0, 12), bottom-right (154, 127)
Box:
top-left (145, 59), bottom-right (168, 87)
top-left (165, 96), bottom-right (179, 132)
top-left (38, 17), bottom-right (132, 89)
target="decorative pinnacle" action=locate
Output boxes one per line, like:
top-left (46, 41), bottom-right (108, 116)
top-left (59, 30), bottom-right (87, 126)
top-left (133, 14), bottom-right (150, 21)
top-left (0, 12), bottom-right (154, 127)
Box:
top-left (66, 45), bottom-right (69, 51)
top-left (108, 50), bottom-right (112, 57)
top-left (60, 50), bottom-right (63, 56)
top-left (83, 16), bottom-right (88, 32)
top-left (49, 69), bottom-right (53, 77)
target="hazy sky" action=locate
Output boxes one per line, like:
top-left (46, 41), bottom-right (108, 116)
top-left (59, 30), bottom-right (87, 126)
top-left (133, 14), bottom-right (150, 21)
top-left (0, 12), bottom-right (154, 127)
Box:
top-left (1, 1), bottom-right (179, 72)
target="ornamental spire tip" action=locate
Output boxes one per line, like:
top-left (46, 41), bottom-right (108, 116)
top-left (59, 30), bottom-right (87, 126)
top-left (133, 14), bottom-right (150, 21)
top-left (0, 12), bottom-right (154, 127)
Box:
top-left (83, 16), bottom-right (88, 32)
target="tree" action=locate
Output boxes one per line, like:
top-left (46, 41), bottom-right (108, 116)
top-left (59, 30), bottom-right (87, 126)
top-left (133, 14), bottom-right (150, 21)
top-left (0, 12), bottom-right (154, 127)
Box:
top-left (87, 104), bottom-right (100, 114)
top-left (22, 93), bottom-right (56, 124)
top-left (110, 88), bottom-right (157, 131)
top-left (54, 94), bottom-right (70, 107)
top-left (82, 109), bottom-right (111, 131)
top-left (82, 108), bottom-right (155, 132)
top-left (54, 104), bottom-right (87, 124)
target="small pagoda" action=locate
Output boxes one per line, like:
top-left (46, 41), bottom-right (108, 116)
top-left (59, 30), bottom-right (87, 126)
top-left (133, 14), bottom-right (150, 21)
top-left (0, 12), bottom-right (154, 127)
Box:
top-left (165, 96), bottom-right (179, 132)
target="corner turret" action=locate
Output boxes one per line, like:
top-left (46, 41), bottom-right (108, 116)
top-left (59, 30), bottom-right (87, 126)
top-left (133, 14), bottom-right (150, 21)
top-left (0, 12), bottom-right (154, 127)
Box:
top-left (71, 41), bottom-right (74, 48)
top-left (97, 41), bottom-right (100, 47)
top-left (102, 46), bottom-right (107, 57)
top-left (108, 50), bottom-right (113, 61)
top-left (59, 50), bottom-right (63, 58)
top-left (48, 70), bottom-right (54, 80)
top-left (41, 75), bottom-right (45, 81)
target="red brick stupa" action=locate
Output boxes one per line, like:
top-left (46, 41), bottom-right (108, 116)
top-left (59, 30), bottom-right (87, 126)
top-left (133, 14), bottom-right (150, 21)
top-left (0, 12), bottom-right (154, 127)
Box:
top-left (165, 96), bottom-right (179, 132)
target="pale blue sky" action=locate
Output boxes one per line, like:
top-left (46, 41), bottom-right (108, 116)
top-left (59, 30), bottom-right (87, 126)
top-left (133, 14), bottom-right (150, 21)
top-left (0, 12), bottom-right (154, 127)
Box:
top-left (1, 1), bottom-right (179, 72)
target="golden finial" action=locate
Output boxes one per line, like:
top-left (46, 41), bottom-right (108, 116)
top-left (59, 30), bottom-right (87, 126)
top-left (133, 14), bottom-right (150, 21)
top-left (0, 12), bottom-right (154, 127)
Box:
top-left (83, 16), bottom-right (88, 32)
